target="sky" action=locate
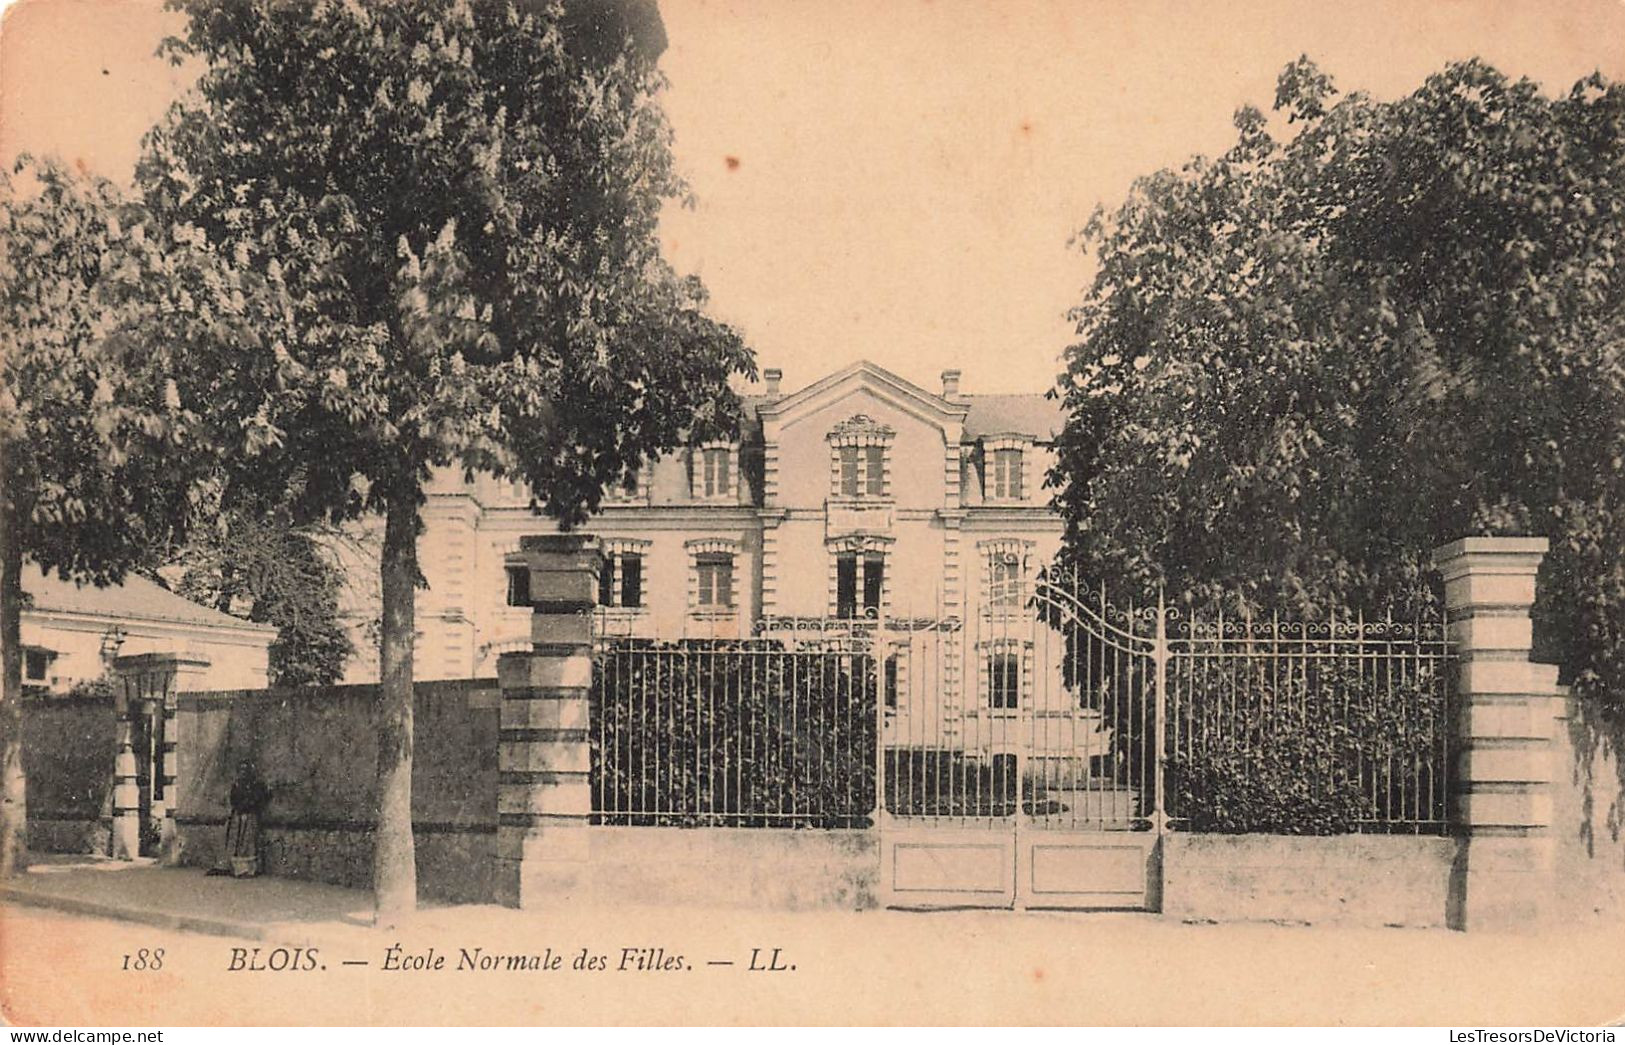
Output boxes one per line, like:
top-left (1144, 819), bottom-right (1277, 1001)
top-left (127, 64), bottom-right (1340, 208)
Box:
top-left (3, 0), bottom-right (1623, 394)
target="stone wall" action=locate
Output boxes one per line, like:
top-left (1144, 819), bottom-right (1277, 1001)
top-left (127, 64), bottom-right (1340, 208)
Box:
top-left (1551, 694), bottom-right (1625, 923)
top-left (173, 678), bottom-right (498, 903)
top-left (581, 827), bottom-right (879, 911)
top-left (21, 693), bottom-right (118, 855)
top-left (1161, 834), bottom-right (1460, 927)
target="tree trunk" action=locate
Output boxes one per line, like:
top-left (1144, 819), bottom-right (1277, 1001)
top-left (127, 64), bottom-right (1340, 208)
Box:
top-left (372, 484), bottom-right (418, 924)
top-left (0, 467), bottom-right (28, 878)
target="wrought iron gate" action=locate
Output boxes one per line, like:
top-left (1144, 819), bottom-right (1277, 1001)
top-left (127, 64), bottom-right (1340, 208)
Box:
top-left (876, 569), bottom-right (1163, 909)
top-left (875, 565), bottom-right (1454, 908)
top-left (586, 561), bottom-right (1453, 912)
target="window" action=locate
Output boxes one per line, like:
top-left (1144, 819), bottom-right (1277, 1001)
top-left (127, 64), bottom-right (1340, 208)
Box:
top-left (606, 465), bottom-right (642, 502)
top-left (884, 654), bottom-right (899, 710)
top-left (864, 554), bottom-right (884, 613)
top-left (839, 445), bottom-right (885, 497)
top-left (828, 415), bottom-right (894, 499)
top-left (619, 554), bottom-right (643, 608)
top-left (988, 652), bottom-right (1020, 709)
top-left (598, 552), bottom-right (645, 610)
top-left (990, 753), bottom-right (1017, 808)
top-left (836, 553), bottom-right (884, 619)
top-left (505, 565), bottom-right (531, 607)
top-left (990, 555), bottom-right (1022, 608)
top-left (696, 554), bottom-right (734, 608)
top-left (700, 447), bottom-right (731, 498)
top-left (991, 447), bottom-right (1023, 500)
top-left (836, 554), bottom-right (857, 617)
top-left (23, 649), bottom-right (48, 683)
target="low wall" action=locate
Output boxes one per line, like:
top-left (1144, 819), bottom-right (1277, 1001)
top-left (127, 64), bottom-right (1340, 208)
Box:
top-left (1551, 695), bottom-right (1625, 924)
top-left (578, 827), bottom-right (879, 911)
top-left (21, 693), bottom-right (118, 855)
top-left (174, 678), bottom-right (499, 903)
top-left (1161, 833), bottom-right (1460, 927)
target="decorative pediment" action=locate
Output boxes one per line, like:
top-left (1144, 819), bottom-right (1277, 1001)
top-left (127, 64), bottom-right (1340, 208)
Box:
top-left (684, 538), bottom-right (739, 556)
top-left (825, 533), bottom-right (896, 555)
top-left (827, 414), bottom-right (896, 446)
top-left (761, 359), bottom-right (968, 436)
top-left (977, 538), bottom-right (1035, 564)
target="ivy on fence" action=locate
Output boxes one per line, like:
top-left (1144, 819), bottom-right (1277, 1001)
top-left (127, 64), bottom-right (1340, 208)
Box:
top-left (1163, 657), bottom-right (1449, 835)
top-left (591, 641), bottom-right (877, 828)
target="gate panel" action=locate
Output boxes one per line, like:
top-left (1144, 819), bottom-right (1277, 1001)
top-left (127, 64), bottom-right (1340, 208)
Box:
top-left (877, 604), bottom-right (1016, 908)
top-left (1018, 831), bottom-right (1157, 908)
top-left (877, 568), bottom-right (1164, 910)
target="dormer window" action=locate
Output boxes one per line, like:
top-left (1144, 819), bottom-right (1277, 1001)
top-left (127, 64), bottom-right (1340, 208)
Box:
top-left (691, 442), bottom-right (737, 502)
top-left (603, 461), bottom-right (645, 505)
top-left (828, 414), bottom-right (895, 500)
top-left (702, 449), bottom-right (730, 496)
top-left (983, 436), bottom-right (1031, 503)
top-left (992, 449), bottom-right (1022, 499)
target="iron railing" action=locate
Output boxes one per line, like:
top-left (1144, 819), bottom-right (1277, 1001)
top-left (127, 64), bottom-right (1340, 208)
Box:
top-left (587, 572), bottom-right (1455, 836)
top-left (590, 629), bottom-right (876, 828)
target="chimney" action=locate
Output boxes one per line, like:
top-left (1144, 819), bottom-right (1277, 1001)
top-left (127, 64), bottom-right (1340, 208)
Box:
top-left (764, 368), bottom-right (783, 398)
top-left (940, 369), bottom-right (962, 400)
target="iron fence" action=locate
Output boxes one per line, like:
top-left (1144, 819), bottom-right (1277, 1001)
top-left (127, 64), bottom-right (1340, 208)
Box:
top-left (586, 574), bottom-right (1456, 837)
top-left (1163, 610), bottom-right (1453, 835)
top-left (590, 631), bottom-right (876, 828)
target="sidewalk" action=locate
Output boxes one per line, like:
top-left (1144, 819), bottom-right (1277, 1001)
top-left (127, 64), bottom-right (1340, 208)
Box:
top-left (0, 854), bottom-right (382, 946)
top-left (5, 854), bottom-right (1625, 1024)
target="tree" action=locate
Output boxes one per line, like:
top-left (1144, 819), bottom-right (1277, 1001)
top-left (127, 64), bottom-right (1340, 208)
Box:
top-left (164, 491), bottom-right (355, 688)
top-left (0, 157), bottom-right (248, 876)
top-left (136, 0), bottom-right (753, 921)
top-left (1054, 59), bottom-right (1625, 715)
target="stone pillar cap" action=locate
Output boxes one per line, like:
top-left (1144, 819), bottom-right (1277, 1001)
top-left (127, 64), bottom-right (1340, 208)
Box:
top-left (1432, 536), bottom-right (1549, 568)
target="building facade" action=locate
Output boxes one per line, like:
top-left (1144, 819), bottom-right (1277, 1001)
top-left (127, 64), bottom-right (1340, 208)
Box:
top-left (342, 360), bottom-right (1067, 684)
top-left (21, 566), bottom-right (276, 693)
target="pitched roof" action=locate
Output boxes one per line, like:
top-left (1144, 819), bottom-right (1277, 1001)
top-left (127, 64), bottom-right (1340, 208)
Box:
top-left (23, 565), bottom-right (276, 633)
top-left (741, 361), bottom-right (1066, 444)
top-left (961, 393), bottom-right (1066, 442)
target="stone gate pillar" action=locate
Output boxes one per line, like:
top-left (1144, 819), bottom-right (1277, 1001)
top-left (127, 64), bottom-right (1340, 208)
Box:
top-left (495, 534), bottom-right (602, 908)
top-left (1433, 537), bottom-right (1563, 931)
top-left (111, 652), bottom-right (211, 863)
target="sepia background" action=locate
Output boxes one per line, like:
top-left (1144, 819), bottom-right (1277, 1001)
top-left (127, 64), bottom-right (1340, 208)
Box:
top-left (3, 0), bottom-right (1625, 1027)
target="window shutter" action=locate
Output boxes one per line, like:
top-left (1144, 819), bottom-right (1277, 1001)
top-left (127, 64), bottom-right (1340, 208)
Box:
top-left (620, 554), bottom-right (642, 608)
top-left (839, 445), bottom-right (859, 496)
top-left (836, 554), bottom-right (858, 618)
top-left (863, 554), bottom-right (884, 613)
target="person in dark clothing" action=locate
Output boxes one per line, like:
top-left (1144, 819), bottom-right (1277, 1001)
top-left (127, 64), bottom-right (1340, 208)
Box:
top-left (208, 760), bottom-right (271, 876)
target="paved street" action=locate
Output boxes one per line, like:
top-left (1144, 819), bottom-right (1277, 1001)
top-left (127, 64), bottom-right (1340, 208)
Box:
top-left (4, 891), bottom-right (1625, 1026)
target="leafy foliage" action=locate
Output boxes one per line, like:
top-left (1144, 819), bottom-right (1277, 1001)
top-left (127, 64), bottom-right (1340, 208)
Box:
top-left (135, 0), bottom-right (754, 912)
top-left (1, 156), bottom-right (252, 875)
top-left (137, 0), bottom-right (753, 526)
top-left (2, 158), bottom-right (239, 587)
top-left (1053, 59), bottom-right (1625, 717)
top-left (166, 495), bottom-right (355, 688)
top-left (1165, 659), bottom-right (1447, 835)
top-left (593, 643), bottom-right (876, 828)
